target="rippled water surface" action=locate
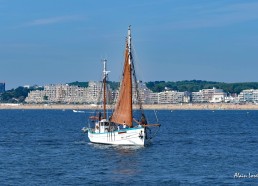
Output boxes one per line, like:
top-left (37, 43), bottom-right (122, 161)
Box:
top-left (1, 109), bottom-right (258, 185)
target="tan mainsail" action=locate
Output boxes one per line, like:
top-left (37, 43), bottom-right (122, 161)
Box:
top-left (110, 38), bottom-right (133, 127)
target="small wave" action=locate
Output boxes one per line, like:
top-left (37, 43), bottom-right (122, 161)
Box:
top-left (74, 141), bottom-right (88, 145)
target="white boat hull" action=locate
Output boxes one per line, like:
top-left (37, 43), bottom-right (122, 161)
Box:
top-left (88, 127), bottom-right (146, 146)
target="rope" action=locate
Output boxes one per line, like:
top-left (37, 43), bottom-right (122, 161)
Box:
top-left (146, 125), bottom-right (161, 143)
top-left (154, 110), bottom-right (159, 123)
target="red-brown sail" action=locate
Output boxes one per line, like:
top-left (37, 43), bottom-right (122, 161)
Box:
top-left (110, 30), bottom-right (133, 127)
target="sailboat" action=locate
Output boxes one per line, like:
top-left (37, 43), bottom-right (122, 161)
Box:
top-left (82, 26), bottom-right (160, 146)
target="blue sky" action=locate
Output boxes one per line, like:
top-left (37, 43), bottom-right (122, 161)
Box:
top-left (0, 0), bottom-right (258, 89)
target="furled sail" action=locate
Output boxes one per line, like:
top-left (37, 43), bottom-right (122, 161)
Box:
top-left (110, 28), bottom-right (133, 127)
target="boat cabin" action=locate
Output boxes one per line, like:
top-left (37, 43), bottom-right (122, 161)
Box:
top-left (95, 119), bottom-right (110, 133)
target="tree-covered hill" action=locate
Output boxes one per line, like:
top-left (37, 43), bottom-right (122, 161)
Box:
top-left (68, 81), bottom-right (88, 87)
top-left (145, 80), bottom-right (258, 94)
top-left (107, 81), bottom-right (120, 90)
top-left (0, 86), bottom-right (43, 103)
top-left (68, 81), bottom-right (119, 90)
top-left (2, 80), bottom-right (258, 103)
top-left (69, 80), bottom-right (258, 94)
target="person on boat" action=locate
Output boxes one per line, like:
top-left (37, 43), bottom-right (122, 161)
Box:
top-left (137, 120), bottom-right (142, 127)
top-left (141, 114), bottom-right (147, 125)
top-left (123, 121), bottom-right (126, 128)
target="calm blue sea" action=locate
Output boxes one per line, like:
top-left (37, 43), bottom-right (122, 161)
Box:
top-left (0, 109), bottom-right (258, 185)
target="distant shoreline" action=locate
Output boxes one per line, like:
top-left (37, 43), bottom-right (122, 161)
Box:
top-left (1, 103), bottom-right (258, 110)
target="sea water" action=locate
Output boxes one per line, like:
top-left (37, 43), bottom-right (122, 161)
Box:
top-left (0, 109), bottom-right (258, 185)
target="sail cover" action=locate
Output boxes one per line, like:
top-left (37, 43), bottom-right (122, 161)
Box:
top-left (110, 41), bottom-right (133, 127)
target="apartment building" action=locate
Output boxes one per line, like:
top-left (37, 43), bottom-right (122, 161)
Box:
top-left (146, 91), bottom-right (190, 104)
top-left (133, 81), bottom-right (153, 104)
top-left (24, 90), bottom-right (45, 103)
top-left (26, 82), bottom-right (114, 104)
top-left (158, 91), bottom-right (182, 104)
top-left (192, 87), bottom-right (226, 103)
top-left (26, 84), bottom-right (89, 103)
top-left (238, 89), bottom-right (258, 103)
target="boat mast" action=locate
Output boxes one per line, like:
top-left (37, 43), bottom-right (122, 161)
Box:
top-left (103, 59), bottom-right (109, 119)
top-left (128, 25), bottom-right (132, 65)
top-left (128, 26), bottom-right (133, 125)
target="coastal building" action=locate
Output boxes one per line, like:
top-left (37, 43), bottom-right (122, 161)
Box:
top-left (238, 89), bottom-right (258, 103)
top-left (146, 90), bottom-right (190, 104)
top-left (87, 81), bottom-right (103, 102)
top-left (133, 81), bottom-right (152, 104)
top-left (25, 82), bottom-right (113, 104)
top-left (112, 81), bottom-right (153, 104)
top-left (25, 90), bottom-right (46, 103)
top-left (192, 87), bottom-right (226, 103)
top-left (26, 84), bottom-right (89, 103)
top-left (25, 82), bottom-right (236, 104)
top-left (147, 92), bottom-right (159, 104)
top-left (224, 96), bottom-right (239, 103)
top-left (191, 91), bottom-right (204, 103)
top-left (87, 81), bottom-right (114, 104)
top-left (158, 91), bottom-right (183, 104)
top-left (209, 92), bottom-right (226, 103)
top-left (0, 82), bottom-right (5, 93)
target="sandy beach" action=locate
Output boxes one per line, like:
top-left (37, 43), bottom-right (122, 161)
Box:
top-left (1, 103), bottom-right (258, 110)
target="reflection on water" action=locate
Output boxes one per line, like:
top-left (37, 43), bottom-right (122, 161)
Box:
top-left (88, 142), bottom-right (145, 182)
top-left (112, 146), bottom-right (143, 183)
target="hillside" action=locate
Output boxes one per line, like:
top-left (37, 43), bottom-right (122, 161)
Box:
top-left (145, 80), bottom-right (258, 94)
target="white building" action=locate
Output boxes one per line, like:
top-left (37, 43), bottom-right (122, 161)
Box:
top-left (192, 87), bottom-right (226, 103)
top-left (158, 91), bottom-right (183, 104)
top-left (191, 91), bottom-right (204, 103)
top-left (25, 90), bottom-right (45, 103)
top-left (209, 92), bottom-right (226, 103)
top-left (25, 82), bottom-right (113, 104)
top-left (146, 91), bottom-right (190, 104)
top-left (87, 81), bottom-right (103, 102)
top-left (134, 81), bottom-right (153, 104)
top-left (238, 89), bottom-right (258, 103)
top-left (26, 84), bottom-right (89, 103)
top-left (147, 92), bottom-right (159, 104)
top-left (224, 96), bottom-right (239, 103)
